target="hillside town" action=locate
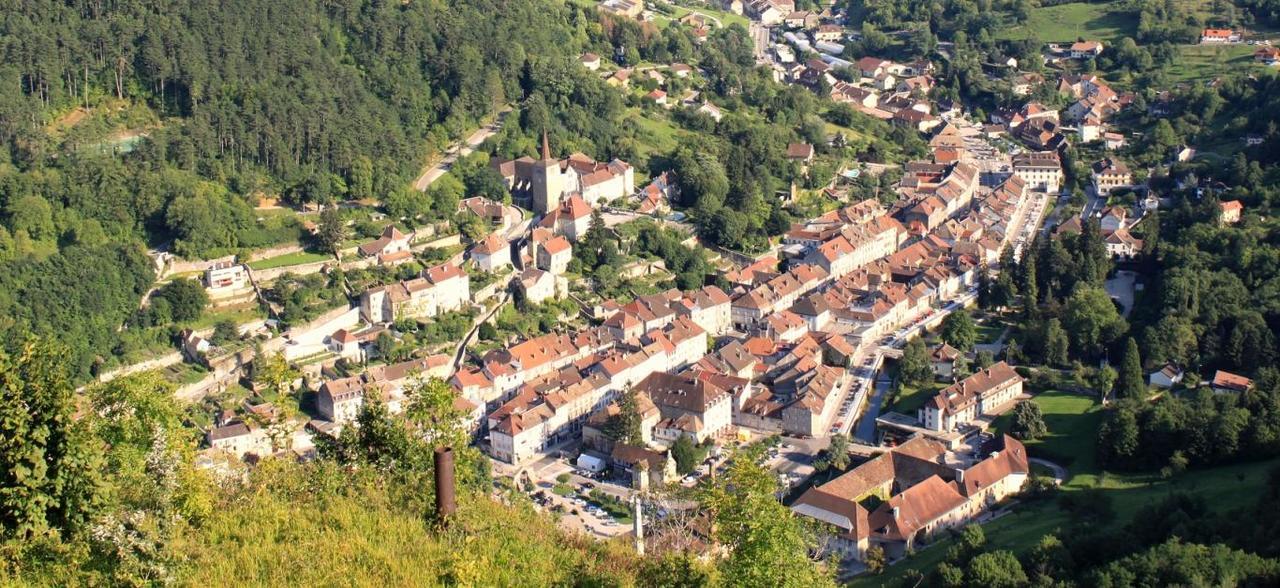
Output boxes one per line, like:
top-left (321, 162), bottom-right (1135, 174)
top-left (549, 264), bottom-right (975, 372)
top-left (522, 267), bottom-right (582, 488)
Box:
top-left (155, 0), bottom-right (1278, 575)
top-left (20, 0), bottom-right (1280, 583)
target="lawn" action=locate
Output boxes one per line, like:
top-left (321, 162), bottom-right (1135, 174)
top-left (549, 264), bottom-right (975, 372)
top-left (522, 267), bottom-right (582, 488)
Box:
top-left (247, 250), bottom-right (332, 270)
top-left (995, 2), bottom-right (1138, 43)
top-left (974, 321), bottom-right (1006, 345)
top-left (188, 302), bottom-right (266, 331)
top-left (659, 2), bottom-right (750, 29)
top-left (992, 390), bottom-right (1102, 475)
top-left (885, 380), bottom-right (945, 416)
top-left (1166, 44), bottom-right (1261, 84)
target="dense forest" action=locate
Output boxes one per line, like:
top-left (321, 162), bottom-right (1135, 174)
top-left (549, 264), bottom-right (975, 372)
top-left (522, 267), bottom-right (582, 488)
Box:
top-left (0, 0), bottom-right (604, 379)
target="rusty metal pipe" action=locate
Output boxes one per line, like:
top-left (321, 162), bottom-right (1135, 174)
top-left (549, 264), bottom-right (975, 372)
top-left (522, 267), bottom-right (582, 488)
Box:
top-left (435, 446), bottom-right (457, 521)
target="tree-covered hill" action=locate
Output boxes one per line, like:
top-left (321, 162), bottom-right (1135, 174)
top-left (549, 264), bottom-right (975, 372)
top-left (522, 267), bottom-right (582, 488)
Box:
top-left (0, 0), bottom-right (601, 379)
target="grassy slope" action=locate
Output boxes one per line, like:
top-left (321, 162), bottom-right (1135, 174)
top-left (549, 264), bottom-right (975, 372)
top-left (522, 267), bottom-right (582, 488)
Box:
top-left (176, 480), bottom-right (637, 585)
top-left (995, 2), bottom-right (1138, 43)
top-left (1168, 44), bottom-right (1261, 84)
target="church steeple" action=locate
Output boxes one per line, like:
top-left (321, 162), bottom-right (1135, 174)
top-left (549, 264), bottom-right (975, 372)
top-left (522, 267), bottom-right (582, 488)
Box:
top-left (531, 129), bottom-right (563, 215)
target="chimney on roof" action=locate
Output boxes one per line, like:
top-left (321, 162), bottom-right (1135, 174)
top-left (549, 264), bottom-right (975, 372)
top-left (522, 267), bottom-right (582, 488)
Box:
top-left (955, 467), bottom-right (965, 483)
top-left (990, 450), bottom-right (1000, 460)
top-left (891, 506), bottom-right (900, 519)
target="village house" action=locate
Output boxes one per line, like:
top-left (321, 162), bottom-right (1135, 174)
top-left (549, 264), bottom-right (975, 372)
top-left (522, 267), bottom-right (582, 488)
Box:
top-left (536, 235), bottom-right (573, 275)
top-left (359, 261), bottom-right (470, 324)
top-left (792, 434), bottom-right (1029, 562)
top-left (919, 362), bottom-right (1023, 432)
top-left (580, 52), bottom-right (601, 70)
top-left (1200, 28), bottom-right (1239, 44)
top-left (831, 81), bottom-right (879, 108)
top-left (357, 225), bottom-right (413, 265)
top-left (783, 10), bottom-right (818, 29)
top-left (1069, 40), bottom-right (1103, 59)
top-left (206, 421), bottom-right (270, 460)
top-left (1220, 200), bottom-right (1243, 224)
top-left (1104, 228), bottom-right (1143, 259)
top-left (205, 259), bottom-right (248, 292)
top-left (1091, 157), bottom-right (1132, 196)
top-left (929, 343), bottom-right (961, 380)
top-left (635, 371), bottom-right (735, 444)
top-left (1148, 364), bottom-right (1184, 389)
top-left (611, 445), bottom-right (678, 490)
top-left (536, 194), bottom-right (593, 242)
top-left (600, 0), bottom-right (644, 18)
top-left (1104, 132), bottom-right (1126, 150)
top-left (517, 267), bottom-right (560, 304)
top-left (470, 233), bottom-right (511, 272)
top-left (1256, 46), bottom-right (1280, 66)
top-left (1211, 370), bottom-right (1253, 394)
top-left (787, 142), bottom-right (815, 164)
top-left (316, 356), bottom-right (453, 425)
top-left (814, 24), bottom-right (843, 42)
top-left (1105, 228), bottom-right (1146, 260)
top-left (459, 196), bottom-right (512, 231)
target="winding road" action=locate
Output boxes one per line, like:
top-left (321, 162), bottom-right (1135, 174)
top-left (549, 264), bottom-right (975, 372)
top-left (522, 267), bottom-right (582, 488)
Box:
top-left (414, 107), bottom-right (512, 191)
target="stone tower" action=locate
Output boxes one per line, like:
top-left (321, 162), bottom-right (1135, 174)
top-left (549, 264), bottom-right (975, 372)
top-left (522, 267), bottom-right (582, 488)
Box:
top-left (531, 130), bottom-right (563, 215)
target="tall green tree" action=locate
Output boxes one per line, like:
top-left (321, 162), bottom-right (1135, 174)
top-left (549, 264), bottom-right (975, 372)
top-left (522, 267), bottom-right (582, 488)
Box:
top-left (1117, 337), bottom-right (1146, 399)
top-left (604, 388), bottom-right (645, 446)
top-left (1044, 319), bottom-right (1070, 367)
top-left (1063, 286), bottom-right (1127, 359)
top-left (315, 207), bottom-right (347, 255)
top-left (940, 310), bottom-right (978, 351)
top-left (899, 338), bottom-right (933, 385)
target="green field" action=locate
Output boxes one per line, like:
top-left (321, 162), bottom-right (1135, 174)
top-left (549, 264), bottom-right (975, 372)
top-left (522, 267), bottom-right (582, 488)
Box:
top-left (188, 302), bottom-right (266, 331)
top-left (993, 390), bottom-right (1103, 476)
top-left (1166, 44), bottom-right (1261, 84)
top-left (247, 250), bottom-right (332, 270)
top-left (996, 2), bottom-right (1138, 43)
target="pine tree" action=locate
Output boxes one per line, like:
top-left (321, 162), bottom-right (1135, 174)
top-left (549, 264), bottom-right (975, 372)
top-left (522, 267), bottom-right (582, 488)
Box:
top-left (316, 206), bottom-right (347, 255)
top-left (1117, 337), bottom-right (1146, 399)
top-left (1020, 241), bottom-right (1040, 317)
top-left (1044, 319), bottom-right (1070, 367)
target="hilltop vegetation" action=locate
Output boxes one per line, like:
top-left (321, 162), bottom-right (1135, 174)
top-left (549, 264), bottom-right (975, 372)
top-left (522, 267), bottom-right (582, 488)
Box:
top-left (0, 0), bottom-right (606, 379)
